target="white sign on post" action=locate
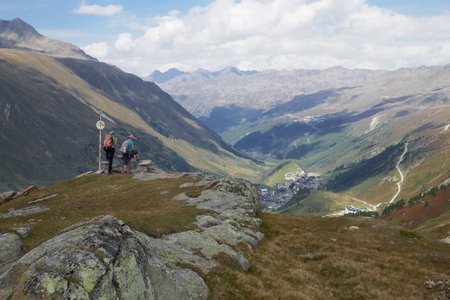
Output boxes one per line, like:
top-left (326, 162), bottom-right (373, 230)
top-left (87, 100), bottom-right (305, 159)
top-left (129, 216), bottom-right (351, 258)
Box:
top-left (96, 120), bottom-right (105, 131)
top-left (96, 112), bottom-right (105, 173)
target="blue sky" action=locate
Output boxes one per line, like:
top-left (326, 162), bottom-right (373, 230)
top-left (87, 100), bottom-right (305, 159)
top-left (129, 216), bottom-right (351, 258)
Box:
top-left (1, 1), bottom-right (450, 75)
top-left (367, 0), bottom-right (450, 16)
top-left (1, 1), bottom-right (212, 44)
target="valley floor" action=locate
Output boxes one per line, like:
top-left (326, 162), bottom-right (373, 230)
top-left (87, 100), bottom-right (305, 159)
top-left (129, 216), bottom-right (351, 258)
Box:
top-left (207, 213), bottom-right (450, 300)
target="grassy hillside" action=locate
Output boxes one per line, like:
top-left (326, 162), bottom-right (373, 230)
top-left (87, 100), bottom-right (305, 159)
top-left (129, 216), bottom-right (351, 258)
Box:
top-left (280, 191), bottom-right (374, 215)
top-left (265, 161), bottom-right (302, 187)
top-left (340, 128), bottom-right (450, 206)
top-left (208, 213), bottom-right (450, 299)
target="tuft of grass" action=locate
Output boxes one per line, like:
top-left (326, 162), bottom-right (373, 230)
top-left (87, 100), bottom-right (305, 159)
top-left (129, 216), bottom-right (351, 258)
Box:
top-left (185, 188), bottom-right (203, 198)
top-left (399, 229), bottom-right (421, 239)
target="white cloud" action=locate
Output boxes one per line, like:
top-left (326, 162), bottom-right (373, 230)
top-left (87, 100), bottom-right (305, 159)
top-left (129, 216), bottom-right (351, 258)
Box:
top-left (74, 1), bottom-right (122, 16)
top-left (115, 33), bottom-right (135, 52)
top-left (90, 0), bottom-right (450, 75)
top-left (82, 42), bottom-right (109, 59)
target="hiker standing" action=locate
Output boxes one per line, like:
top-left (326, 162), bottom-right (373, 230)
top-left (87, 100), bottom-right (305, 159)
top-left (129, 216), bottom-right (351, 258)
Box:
top-left (103, 130), bottom-right (117, 174)
top-left (120, 133), bottom-right (139, 174)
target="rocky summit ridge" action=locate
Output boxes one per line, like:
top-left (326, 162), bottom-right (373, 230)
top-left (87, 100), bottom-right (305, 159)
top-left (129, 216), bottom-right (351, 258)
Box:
top-left (0, 18), bottom-right (92, 60)
top-left (0, 173), bottom-right (263, 299)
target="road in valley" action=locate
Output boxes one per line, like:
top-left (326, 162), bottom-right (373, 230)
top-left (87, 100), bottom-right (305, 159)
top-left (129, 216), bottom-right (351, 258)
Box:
top-left (330, 142), bottom-right (410, 215)
top-left (389, 142), bottom-right (409, 204)
top-left (372, 142), bottom-right (409, 209)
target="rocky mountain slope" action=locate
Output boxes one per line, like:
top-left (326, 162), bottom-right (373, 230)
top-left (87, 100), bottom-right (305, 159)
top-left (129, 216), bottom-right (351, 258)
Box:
top-left (150, 66), bottom-right (386, 119)
top-left (0, 19), bottom-right (262, 190)
top-left (0, 18), bottom-right (91, 60)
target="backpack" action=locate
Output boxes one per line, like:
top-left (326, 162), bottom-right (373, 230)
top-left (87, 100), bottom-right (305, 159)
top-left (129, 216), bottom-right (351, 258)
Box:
top-left (103, 135), bottom-right (114, 149)
top-left (120, 139), bottom-right (130, 154)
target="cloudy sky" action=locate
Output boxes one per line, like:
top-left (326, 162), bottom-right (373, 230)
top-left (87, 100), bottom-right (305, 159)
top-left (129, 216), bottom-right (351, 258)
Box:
top-left (2, 0), bottom-right (450, 76)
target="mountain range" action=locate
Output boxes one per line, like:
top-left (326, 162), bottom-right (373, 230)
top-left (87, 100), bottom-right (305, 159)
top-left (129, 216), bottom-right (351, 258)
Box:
top-left (150, 64), bottom-right (450, 209)
top-left (0, 19), bottom-right (262, 190)
top-left (149, 66), bottom-right (386, 118)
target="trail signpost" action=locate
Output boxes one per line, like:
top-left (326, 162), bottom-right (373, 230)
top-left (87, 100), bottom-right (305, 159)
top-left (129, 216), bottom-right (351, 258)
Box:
top-left (96, 111), bottom-right (105, 173)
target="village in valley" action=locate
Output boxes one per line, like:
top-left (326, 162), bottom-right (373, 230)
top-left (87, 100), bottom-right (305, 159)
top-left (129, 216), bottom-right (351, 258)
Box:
top-left (261, 168), bottom-right (323, 211)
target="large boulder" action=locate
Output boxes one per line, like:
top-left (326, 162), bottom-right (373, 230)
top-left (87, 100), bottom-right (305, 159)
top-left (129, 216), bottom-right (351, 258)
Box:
top-left (0, 215), bottom-right (209, 300)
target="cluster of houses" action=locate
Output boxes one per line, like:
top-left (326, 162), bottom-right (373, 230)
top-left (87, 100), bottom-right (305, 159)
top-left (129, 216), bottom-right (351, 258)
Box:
top-left (261, 169), bottom-right (323, 211)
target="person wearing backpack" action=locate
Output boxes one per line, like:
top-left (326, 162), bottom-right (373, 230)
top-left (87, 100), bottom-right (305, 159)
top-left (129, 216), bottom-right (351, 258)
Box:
top-left (120, 133), bottom-right (139, 174)
top-left (103, 130), bottom-right (117, 174)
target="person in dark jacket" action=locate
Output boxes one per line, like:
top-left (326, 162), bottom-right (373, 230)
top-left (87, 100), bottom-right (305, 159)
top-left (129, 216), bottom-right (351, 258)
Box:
top-left (103, 130), bottom-right (117, 174)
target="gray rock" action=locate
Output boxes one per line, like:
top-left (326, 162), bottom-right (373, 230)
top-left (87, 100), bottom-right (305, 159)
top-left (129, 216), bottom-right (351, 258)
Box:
top-left (196, 215), bottom-right (223, 228)
top-left (0, 191), bottom-right (16, 204)
top-left (137, 160), bottom-right (154, 174)
top-left (0, 215), bottom-right (209, 300)
top-left (0, 205), bottom-right (50, 218)
top-left (241, 228), bottom-right (264, 241)
top-left (179, 182), bottom-right (194, 188)
top-left (164, 231), bottom-right (249, 271)
top-left (138, 159), bottom-right (152, 166)
top-left (204, 223), bottom-right (258, 247)
top-left (75, 171), bottom-right (93, 178)
top-left (28, 193), bottom-right (58, 204)
top-left (348, 226), bottom-right (359, 231)
top-left (13, 227), bottom-right (30, 236)
top-left (14, 185), bottom-right (38, 198)
top-left (425, 280), bottom-right (436, 289)
top-left (439, 236), bottom-right (450, 244)
top-left (0, 233), bottom-right (22, 275)
top-left (255, 231), bottom-right (265, 241)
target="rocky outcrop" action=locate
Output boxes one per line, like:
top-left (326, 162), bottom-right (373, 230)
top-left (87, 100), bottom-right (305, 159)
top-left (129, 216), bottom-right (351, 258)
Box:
top-left (0, 205), bottom-right (50, 218)
top-left (0, 191), bottom-right (16, 205)
top-left (0, 215), bottom-right (210, 299)
top-left (0, 175), bottom-right (263, 299)
top-left (0, 233), bottom-right (22, 275)
top-left (0, 185), bottom-right (37, 205)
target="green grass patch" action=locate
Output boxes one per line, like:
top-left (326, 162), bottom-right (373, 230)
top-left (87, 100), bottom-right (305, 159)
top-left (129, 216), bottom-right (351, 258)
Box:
top-left (399, 230), bottom-right (421, 239)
